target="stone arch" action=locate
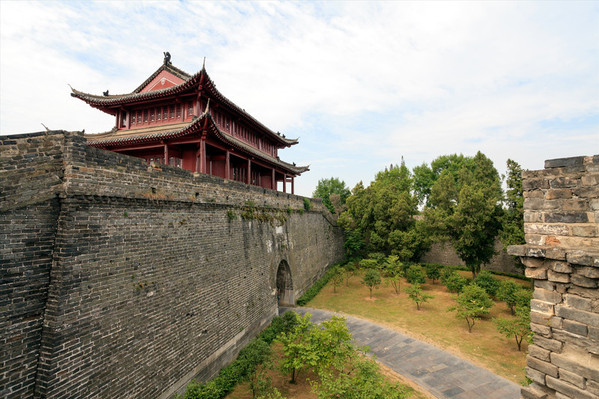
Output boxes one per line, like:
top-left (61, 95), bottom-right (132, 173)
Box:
top-left (275, 260), bottom-right (294, 306)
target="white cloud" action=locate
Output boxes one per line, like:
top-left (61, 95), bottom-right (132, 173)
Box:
top-left (1, 1), bottom-right (597, 197)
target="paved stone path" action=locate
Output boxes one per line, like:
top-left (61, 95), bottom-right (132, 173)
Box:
top-left (281, 307), bottom-right (521, 399)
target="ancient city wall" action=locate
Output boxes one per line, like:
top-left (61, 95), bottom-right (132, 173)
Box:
top-left (420, 239), bottom-right (521, 275)
top-left (508, 155), bottom-right (599, 399)
top-left (0, 131), bottom-right (345, 399)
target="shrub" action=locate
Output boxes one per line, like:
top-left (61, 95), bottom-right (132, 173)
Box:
top-left (472, 270), bottom-right (499, 298)
top-left (404, 283), bottom-right (433, 310)
top-left (359, 258), bottom-right (379, 270)
top-left (303, 198), bottom-right (312, 211)
top-left (405, 265), bottom-right (426, 285)
top-left (449, 284), bottom-right (494, 333)
top-left (362, 269), bottom-right (382, 298)
top-left (425, 264), bottom-right (442, 283)
top-left (443, 272), bottom-right (469, 294)
top-left (495, 306), bottom-right (532, 351)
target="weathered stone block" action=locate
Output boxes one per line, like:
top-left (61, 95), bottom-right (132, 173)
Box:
top-left (545, 189), bottom-right (573, 200)
top-left (572, 186), bottom-right (599, 199)
top-left (587, 380), bottom-right (599, 396)
top-left (581, 174), bottom-right (599, 186)
top-left (571, 274), bottom-right (598, 288)
top-left (534, 287), bottom-right (562, 304)
top-left (527, 267), bottom-right (548, 280)
top-left (547, 270), bottom-right (570, 283)
top-left (544, 212), bottom-right (589, 223)
top-left (531, 300), bottom-right (555, 315)
top-left (531, 322), bottom-right (552, 337)
top-left (507, 245), bottom-right (526, 256)
top-left (525, 223), bottom-right (569, 236)
top-left (563, 319), bottom-right (588, 337)
top-left (572, 225), bottom-right (599, 238)
top-left (555, 305), bottom-right (599, 328)
top-left (558, 368), bottom-right (586, 389)
top-left (567, 250), bottom-right (599, 267)
top-left (521, 383), bottom-right (552, 399)
top-left (545, 157), bottom-right (585, 169)
top-left (548, 316), bottom-right (563, 329)
top-left (546, 376), bottom-right (595, 399)
top-left (533, 335), bottom-right (563, 353)
top-left (524, 179), bottom-right (550, 191)
top-left (534, 280), bottom-right (555, 291)
top-left (523, 257), bottom-right (547, 268)
top-left (524, 190), bottom-right (546, 199)
top-left (575, 266), bottom-right (599, 279)
top-left (524, 212), bottom-right (543, 222)
top-left (590, 199), bottom-right (599, 211)
top-left (531, 310), bottom-right (552, 325)
top-left (550, 261), bottom-right (573, 274)
top-left (527, 356), bottom-right (559, 378)
top-left (528, 344), bottom-right (551, 362)
top-left (562, 199), bottom-right (590, 211)
top-left (526, 366), bottom-right (547, 385)
top-left (564, 294), bottom-right (592, 311)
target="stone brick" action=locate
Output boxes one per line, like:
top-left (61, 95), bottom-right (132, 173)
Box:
top-left (590, 199), bottom-right (599, 211)
top-left (570, 274), bottom-right (598, 288)
top-left (587, 380), bottom-right (599, 396)
top-left (549, 176), bottom-right (581, 188)
top-left (562, 199), bottom-right (590, 211)
top-left (555, 305), bottom-right (599, 328)
top-left (523, 257), bottom-right (547, 268)
top-left (563, 319), bottom-right (588, 337)
top-left (546, 376), bottom-right (595, 399)
top-left (572, 186), bottom-right (599, 199)
top-left (531, 322), bottom-right (552, 337)
top-left (524, 179), bottom-right (550, 191)
top-left (558, 368), bottom-right (586, 389)
top-left (567, 250), bottom-right (599, 266)
top-left (524, 190), bottom-right (546, 199)
top-left (530, 310), bottom-right (552, 325)
top-left (564, 294), bottom-right (592, 311)
top-left (528, 344), bottom-right (551, 362)
top-left (531, 299), bottom-right (555, 315)
top-left (533, 335), bottom-right (563, 353)
top-left (524, 211), bottom-right (543, 222)
top-left (533, 287), bottom-right (562, 304)
top-left (581, 174), bottom-right (599, 186)
top-left (526, 366), bottom-right (547, 385)
top-left (547, 270), bottom-right (570, 283)
top-left (550, 261), bottom-right (573, 273)
top-left (575, 266), bottom-right (599, 278)
top-left (545, 157), bottom-right (585, 169)
top-left (527, 356), bottom-right (559, 378)
top-left (521, 383), bottom-right (552, 399)
top-left (548, 316), bottom-right (563, 329)
top-left (527, 267), bottom-right (548, 280)
top-left (524, 223), bottom-right (569, 236)
top-left (534, 279), bottom-right (555, 291)
top-left (545, 189), bottom-right (573, 200)
top-left (551, 352), bottom-right (599, 381)
top-left (544, 212), bottom-right (589, 223)
top-left (571, 225), bottom-right (599, 237)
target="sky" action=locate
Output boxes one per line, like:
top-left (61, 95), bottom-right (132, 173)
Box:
top-left (1, 1), bottom-right (598, 197)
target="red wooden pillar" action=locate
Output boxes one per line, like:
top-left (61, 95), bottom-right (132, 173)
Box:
top-left (283, 174), bottom-right (287, 193)
top-left (200, 139), bottom-right (206, 173)
top-left (272, 169), bottom-right (275, 190)
top-left (247, 159), bottom-right (251, 185)
top-left (226, 151), bottom-right (230, 180)
top-left (126, 111), bottom-right (131, 129)
top-left (291, 177), bottom-right (294, 195)
top-left (163, 144), bottom-right (168, 164)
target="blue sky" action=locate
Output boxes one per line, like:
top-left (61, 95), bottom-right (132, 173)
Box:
top-left (1, 1), bottom-right (598, 197)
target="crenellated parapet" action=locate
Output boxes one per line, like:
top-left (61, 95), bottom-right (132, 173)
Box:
top-left (508, 155), bottom-right (599, 399)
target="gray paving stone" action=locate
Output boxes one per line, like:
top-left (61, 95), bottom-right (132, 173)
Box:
top-left (283, 307), bottom-right (521, 399)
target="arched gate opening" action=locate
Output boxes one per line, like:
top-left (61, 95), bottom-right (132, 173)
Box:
top-left (275, 260), bottom-right (294, 307)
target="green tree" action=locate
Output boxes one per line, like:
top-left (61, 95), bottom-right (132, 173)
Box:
top-left (362, 269), bottom-right (382, 298)
top-left (331, 268), bottom-right (344, 293)
top-left (443, 271), bottom-right (469, 294)
top-left (343, 262), bottom-right (357, 286)
top-left (495, 306), bottom-right (532, 351)
top-left (424, 152), bottom-right (503, 278)
top-left (383, 255), bottom-right (403, 294)
top-left (497, 280), bottom-right (528, 314)
top-left (472, 270), bottom-right (499, 298)
top-left (404, 283), bottom-right (433, 310)
top-left (276, 313), bottom-right (316, 383)
top-left (313, 177), bottom-right (351, 214)
top-left (425, 264), bottom-right (442, 284)
top-left (499, 159), bottom-right (525, 249)
top-left (449, 284), bottom-right (494, 333)
top-left (405, 265), bottom-right (426, 285)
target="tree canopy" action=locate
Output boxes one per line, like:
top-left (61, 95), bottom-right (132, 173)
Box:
top-left (313, 177), bottom-right (351, 214)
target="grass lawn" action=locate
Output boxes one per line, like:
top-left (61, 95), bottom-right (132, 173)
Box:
top-left (306, 269), bottom-right (532, 385)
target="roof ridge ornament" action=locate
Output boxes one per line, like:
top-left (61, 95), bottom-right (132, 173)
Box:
top-left (202, 57), bottom-right (206, 70)
top-left (163, 51), bottom-right (171, 65)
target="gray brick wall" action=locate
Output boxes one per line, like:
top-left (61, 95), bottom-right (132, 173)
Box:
top-left (1, 131), bottom-right (345, 398)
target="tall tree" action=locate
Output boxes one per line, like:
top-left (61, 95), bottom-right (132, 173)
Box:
top-left (499, 159), bottom-right (525, 249)
top-left (313, 177), bottom-right (351, 214)
top-left (423, 152), bottom-right (503, 277)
